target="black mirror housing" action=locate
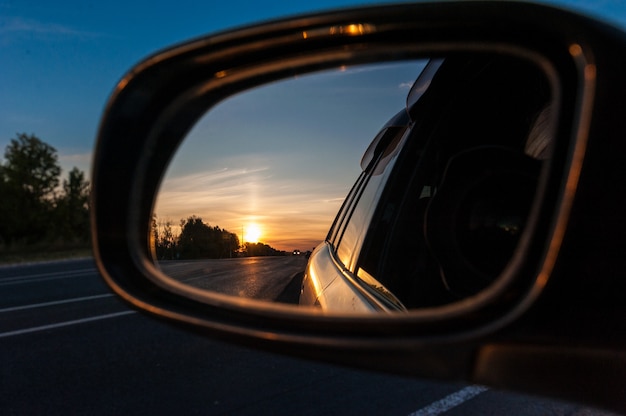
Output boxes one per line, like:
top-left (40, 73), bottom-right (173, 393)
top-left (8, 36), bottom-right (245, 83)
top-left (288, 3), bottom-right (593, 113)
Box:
top-left (92, 2), bottom-right (626, 412)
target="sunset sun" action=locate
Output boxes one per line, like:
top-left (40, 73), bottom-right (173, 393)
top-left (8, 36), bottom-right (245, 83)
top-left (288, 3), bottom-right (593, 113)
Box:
top-left (244, 224), bottom-right (262, 243)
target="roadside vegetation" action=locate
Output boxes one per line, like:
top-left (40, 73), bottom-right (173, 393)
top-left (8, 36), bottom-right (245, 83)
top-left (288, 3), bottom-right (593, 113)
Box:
top-left (0, 133), bottom-right (286, 264)
top-left (153, 215), bottom-right (287, 260)
top-left (0, 133), bottom-right (90, 263)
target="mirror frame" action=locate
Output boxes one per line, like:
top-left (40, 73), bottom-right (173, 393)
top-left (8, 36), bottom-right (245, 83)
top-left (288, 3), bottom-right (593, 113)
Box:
top-left (92, 0), bottom-right (605, 399)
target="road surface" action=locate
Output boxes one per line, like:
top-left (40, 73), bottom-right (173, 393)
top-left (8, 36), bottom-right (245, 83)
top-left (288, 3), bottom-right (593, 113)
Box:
top-left (0, 259), bottom-right (615, 415)
top-left (158, 256), bottom-right (306, 302)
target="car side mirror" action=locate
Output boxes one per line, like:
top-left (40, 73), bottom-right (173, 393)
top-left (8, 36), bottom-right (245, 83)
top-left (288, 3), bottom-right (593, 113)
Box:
top-left (92, 2), bottom-right (626, 413)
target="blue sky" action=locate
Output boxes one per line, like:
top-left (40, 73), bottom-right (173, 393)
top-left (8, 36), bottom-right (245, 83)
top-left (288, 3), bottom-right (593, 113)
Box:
top-left (2, 0), bottom-right (626, 250)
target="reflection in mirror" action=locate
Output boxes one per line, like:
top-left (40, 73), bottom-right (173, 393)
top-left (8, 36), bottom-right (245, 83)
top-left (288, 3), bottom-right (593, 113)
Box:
top-left (153, 61), bottom-right (426, 301)
top-left (153, 55), bottom-right (555, 314)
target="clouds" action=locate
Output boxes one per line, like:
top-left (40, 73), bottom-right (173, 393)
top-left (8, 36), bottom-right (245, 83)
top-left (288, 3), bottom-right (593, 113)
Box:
top-left (150, 60), bottom-right (424, 251)
top-left (154, 160), bottom-right (349, 251)
top-left (0, 17), bottom-right (102, 45)
top-left (1, 17), bottom-right (77, 35)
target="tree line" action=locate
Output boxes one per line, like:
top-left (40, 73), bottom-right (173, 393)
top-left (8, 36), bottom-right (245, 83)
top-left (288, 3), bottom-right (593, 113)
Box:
top-left (152, 215), bottom-right (286, 260)
top-left (0, 133), bottom-right (90, 250)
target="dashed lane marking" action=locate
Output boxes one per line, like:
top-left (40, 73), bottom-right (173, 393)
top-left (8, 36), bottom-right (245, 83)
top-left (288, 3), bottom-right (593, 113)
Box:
top-left (408, 385), bottom-right (490, 416)
top-left (0, 310), bottom-right (136, 338)
top-left (0, 293), bottom-right (115, 313)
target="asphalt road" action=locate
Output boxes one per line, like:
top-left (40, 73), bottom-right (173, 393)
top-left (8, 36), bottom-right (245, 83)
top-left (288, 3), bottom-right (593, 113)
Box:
top-left (0, 259), bottom-right (615, 415)
top-left (157, 256), bottom-right (307, 302)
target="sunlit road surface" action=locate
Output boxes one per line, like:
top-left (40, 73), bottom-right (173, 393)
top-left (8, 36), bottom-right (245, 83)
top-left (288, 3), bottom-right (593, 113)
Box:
top-left (0, 259), bottom-right (616, 415)
top-left (158, 256), bottom-right (307, 302)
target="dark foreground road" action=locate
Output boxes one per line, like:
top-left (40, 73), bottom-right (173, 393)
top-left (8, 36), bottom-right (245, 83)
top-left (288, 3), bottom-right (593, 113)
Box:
top-left (0, 259), bottom-right (615, 415)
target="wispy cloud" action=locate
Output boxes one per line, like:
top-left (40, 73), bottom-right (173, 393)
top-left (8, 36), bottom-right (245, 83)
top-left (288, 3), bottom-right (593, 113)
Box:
top-left (154, 165), bottom-right (348, 251)
top-left (161, 166), bottom-right (270, 193)
top-left (0, 17), bottom-right (103, 44)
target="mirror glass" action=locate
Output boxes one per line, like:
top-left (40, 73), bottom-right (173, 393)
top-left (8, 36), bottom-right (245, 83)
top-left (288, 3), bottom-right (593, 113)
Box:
top-left (153, 55), bottom-right (554, 314)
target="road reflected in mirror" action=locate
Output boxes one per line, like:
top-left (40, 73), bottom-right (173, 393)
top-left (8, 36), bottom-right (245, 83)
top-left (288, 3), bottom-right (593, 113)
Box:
top-left (153, 61), bottom-right (427, 305)
top-left (158, 256), bottom-right (308, 303)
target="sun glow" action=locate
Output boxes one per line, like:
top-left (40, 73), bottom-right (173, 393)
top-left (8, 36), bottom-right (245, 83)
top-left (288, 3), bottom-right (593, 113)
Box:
top-left (244, 224), bottom-right (262, 243)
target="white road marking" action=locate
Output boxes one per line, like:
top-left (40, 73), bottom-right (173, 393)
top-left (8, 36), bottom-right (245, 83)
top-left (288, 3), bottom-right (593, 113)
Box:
top-left (0, 268), bottom-right (96, 286)
top-left (0, 310), bottom-right (136, 338)
top-left (0, 293), bottom-right (115, 313)
top-left (408, 385), bottom-right (490, 416)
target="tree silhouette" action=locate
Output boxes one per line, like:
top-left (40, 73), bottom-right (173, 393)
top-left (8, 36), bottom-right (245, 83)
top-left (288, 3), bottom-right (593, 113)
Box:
top-left (152, 214), bottom-right (287, 260)
top-left (0, 133), bottom-right (61, 244)
top-left (0, 133), bottom-right (91, 249)
top-left (244, 242), bottom-right (286, 257)
top-left (152, 215), bottom-right (177, 260)
top-left (55, 167), bottom-right (90, 243)
top-left (177, 216), bottom-right (239, 259)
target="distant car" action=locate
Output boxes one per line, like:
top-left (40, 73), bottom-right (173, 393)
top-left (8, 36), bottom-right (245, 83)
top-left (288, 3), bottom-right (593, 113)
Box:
top-left (293, 250), bottom-right (301, 256)
top-left (300, 56), bottom-right (551, 312)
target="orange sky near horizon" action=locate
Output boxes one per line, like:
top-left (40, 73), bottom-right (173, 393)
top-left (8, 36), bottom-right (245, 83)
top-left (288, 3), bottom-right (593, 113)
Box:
top-left (154, 167), bottom-right (348, 252)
